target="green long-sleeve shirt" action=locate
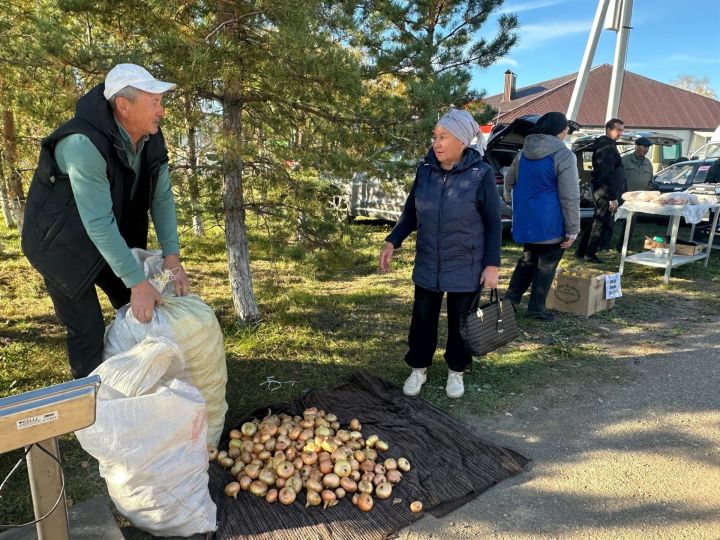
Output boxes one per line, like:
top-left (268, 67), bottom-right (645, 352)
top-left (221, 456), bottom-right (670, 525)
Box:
top-left (54, 120), bottom-right (180, 288)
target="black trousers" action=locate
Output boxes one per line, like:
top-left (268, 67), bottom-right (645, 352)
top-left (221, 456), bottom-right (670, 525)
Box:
top-left (44, 264), bottom-right (130, 379)
top-left (405, 284), bottom-right (477, 373)
top-left (505, 243), bottom-right (565, 314)
top-left (576, 186), bottom-right (613, 258)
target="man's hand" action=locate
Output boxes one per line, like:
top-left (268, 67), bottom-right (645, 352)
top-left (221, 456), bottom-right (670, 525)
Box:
top-left (379, 242), bottom-right (395, 273)
top-left (560, 236), bottom-right (576, 249)
top-left (163, 254), bottom-right (190, 296)
top-left (130, 280), bottom-right (163, 323)
top-left (480, 265), bottom-right (499, 289)
top-left (608, 199), bottom-right (619, 213)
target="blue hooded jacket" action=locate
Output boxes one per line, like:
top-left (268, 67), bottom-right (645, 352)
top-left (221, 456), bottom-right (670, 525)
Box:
top-left (386, 147), bottom-right (502, 292)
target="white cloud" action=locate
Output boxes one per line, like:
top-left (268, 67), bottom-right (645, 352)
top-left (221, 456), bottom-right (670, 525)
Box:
top-left (501, 0), bottom-right (568, 14)
top-left (516, 20), bottom-right (592, 49)
top-left (493, 56), bottom-right (519, 67)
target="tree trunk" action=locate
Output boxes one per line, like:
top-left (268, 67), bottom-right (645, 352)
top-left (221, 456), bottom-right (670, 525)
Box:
top-left (0, 150), bottom-right (15, 228)
top-left (3, 109), bottom-right (25, 231)
top-left (222, 94), bottom-right (260, 322)
top-left (184, 100), bottom-right (204, 237)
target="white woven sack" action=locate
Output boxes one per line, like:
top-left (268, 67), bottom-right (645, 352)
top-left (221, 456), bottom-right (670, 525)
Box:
top-left (76, 337), bottom-right (216, 537)
top-left (104, 248), bottom-right (228, 446)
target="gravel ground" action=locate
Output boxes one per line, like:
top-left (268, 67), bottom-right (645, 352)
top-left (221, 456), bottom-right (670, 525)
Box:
top-left (399, 317), bottom-right (720, 540)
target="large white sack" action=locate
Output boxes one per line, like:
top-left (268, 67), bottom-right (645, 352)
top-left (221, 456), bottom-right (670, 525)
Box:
top-left (76, 337), bottom-right (216, 537)
top-left (104, 248), bottom-right (228, 446)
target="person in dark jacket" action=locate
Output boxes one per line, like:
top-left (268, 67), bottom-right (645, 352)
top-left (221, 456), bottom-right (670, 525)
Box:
top-left (706, 158), bottom-right (720, 183)
top-left (574, 118), bottom-right (626, 263)
top-left (379, 109), bottom-right (502, 399)
top-left (503, 112), bottom-right (581, 321)
top-left (21, 64), bottom-right (189, 379)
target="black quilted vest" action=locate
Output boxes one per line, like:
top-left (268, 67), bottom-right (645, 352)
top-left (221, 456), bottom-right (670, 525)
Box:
top-left (21, 84), bottom-right (168, 298)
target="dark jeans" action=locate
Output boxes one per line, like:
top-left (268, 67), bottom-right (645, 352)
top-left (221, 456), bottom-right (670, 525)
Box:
top-left (576, 186), bottom-right (613, 258)
top-left (45, 264), bottom-right (130, 379)
top-left (405, 284), bottom-right (477, 372)
top-left (505, 243), bottom-right (565, 314)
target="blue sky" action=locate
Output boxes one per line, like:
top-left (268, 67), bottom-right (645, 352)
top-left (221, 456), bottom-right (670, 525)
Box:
top-left (473, 0), bottom-right (720, 99)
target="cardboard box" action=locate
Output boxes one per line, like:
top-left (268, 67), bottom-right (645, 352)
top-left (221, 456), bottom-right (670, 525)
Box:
top-left (643, 237), bottom-right (703, 256)
top-left (545, 268), bottom-right (616, 317)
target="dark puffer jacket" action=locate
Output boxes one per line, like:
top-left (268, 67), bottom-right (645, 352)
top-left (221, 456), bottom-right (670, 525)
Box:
top-left (386, 147), bottom-right (501, 292)
top-left (591, 135), bottom-right (626, 200)
top-left (21, 84), bottom-right (168, 299)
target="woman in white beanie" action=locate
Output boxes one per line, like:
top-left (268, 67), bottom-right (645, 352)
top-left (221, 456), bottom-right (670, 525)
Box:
top-left (379, 108), bottom-right (502, 399)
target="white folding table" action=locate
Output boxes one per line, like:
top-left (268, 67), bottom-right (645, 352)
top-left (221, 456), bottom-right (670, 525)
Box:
top-left (616, 201), bottom-right (720, 284)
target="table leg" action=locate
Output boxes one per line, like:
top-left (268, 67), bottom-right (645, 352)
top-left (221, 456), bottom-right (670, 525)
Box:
top-left (618, 211), bottom-right (633, 275)
top-left (704, 208), bottom-right (720, 267)
top-left (664, 215), bottom-right (680, 284)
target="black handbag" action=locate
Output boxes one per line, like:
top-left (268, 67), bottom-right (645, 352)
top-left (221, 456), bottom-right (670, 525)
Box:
top-left (459, 289), bottom-right (520, 356)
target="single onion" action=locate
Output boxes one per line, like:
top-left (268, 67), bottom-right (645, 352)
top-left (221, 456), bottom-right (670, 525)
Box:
top-left (330, 421), bottom-right (340, 431)
top-left (265, 488), bottom-right (278, 504)
top-left (364, 448), bottom-right (377, 462)
top-left (351, 493), bottom-right (359, 506)
top-left (278, 487), bottom-right (297, 505)
top-left (340, 477), bottom-right (358, 493)
top-left (374, 463), bottom-right (386, 476)
top-left (360, 460), bottom-right (375, 473)
top-left (208, 447), bottom-right (219, 461)
top-left (410, 500), bottom-right (423, 513)
top-left (241, 440), bottom-right (254, 453)
top-left (375, 440), bottom-right (389, 452)
top-left (241, 451), bottom-right (253, 465)
top-left (249, 480), bottom-right (268, 497)
top-left (253, 442), bottom-right (265, 454)
top-left (218, 451), bottom-right (228, 461)
top-left (275, 461), bottom-right (295, 479)
top-left (358, 480), bottom-right (373, 494)
top-left (224, 482), bottom-right (240, 498)
top-left (335, 487), bottom-right (346, 499)
top-left (319, 460), bottom-right (334, 475)
top-left (350, 470), bottom-right (361, 482)
top-left (305, 489), bottom-right (321, 507)
top-left (219, 457), bottom-right (235, 468)
top-left (372, 474), bottom-right (386, 487)
top-left (361, 471), bottom-right (375, 483)
top-left (229, 429), bottom-right (242, 439)
top-left (288, 426), bottom-right (301, 441)
top-left (230, 461), bottom-right (245, 477)
top-left (321, 490), bottom-right (337, 509)
top-left (259, 469), bottom-right (276, 486)
top-left (322, 473), bottom-right (341, 489)
top-left (386, 469), bottom-right (402, 484)
top-left (285, 447), bottom-right (297, 461)
top-left (276, 477), bottom-right (286, 488)
top-left (241, 422), bottom-right (257, 437)
top-left (293, 457), bottom-right (304, 470)
top-left (325, 413), bottom-right (337, 423)
top-left (356, 493), bottom-right (373, 512)
top-left (354, 449), bottom-right (366, 463)
top-left (257, 450), bottom-right (271, 461)
top-left (238, 475), bottom-right (252, 491)
top-left (384, 458), bottom-right (397, 471)
top-left (264, 438), bottom-right (276, 452)
top-left (397, 457), bottom-right (411, 472)
top-left (375, 482), bottom-right (392, 499)
top-left (244, 464), bottom-right (261, 479)
top-left (286, 475), bottom-right (303, 494)
top-left (334, 460), bottom-right (351, 478)
top-left (228, 439), bottom-right (243, 449)
top-left (349, 418), bottom-right (362, 431)
top-left (349, 431), bottom-right (362, 440)
top-left (366, 434), bottom-right (379, 448)
top-left (301, 451), bottom-right (318, 465)
top-left (300, 464), bottom-right (313, 478)
top-left (227, 447), bottom-right (241, 459)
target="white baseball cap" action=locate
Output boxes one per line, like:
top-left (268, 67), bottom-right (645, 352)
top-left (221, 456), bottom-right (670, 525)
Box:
top-left (103, 64), bottom-right (176, 101)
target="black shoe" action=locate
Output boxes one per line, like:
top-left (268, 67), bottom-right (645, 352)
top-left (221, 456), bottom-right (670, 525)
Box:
top-left (528, 311), bottom-right (555, 322)
top-left (585, 255), bottom-right (603, 264)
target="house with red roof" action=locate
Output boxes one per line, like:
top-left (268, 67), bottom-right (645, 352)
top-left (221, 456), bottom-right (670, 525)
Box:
top-left (481, 64), bottom-right (720, 156)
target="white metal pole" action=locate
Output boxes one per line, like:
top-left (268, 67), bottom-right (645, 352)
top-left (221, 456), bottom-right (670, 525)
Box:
top-left (26, 438), bottom-right (70, 540)
top-left (606, 0), bottom-right (634, 120)
top-left (566, 0), bottom-right (611, 122)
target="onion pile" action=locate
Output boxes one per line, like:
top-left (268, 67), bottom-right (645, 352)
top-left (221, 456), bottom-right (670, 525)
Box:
top-left (209, 407), bottom-right (415, 512)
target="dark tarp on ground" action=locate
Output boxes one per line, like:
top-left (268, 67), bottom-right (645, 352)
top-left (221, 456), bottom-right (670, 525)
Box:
top-left (209, 371), bottom-right (528, 540)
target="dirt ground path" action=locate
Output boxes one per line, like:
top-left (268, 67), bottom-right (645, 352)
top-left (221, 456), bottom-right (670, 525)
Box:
top-left (399, 316), bottom-right (720, 540)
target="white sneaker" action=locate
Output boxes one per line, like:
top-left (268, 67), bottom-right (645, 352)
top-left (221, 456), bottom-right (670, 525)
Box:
top-left (403, 368), bottom-right (427, 396)
top-left (446, 370), bottom-right (465, 398)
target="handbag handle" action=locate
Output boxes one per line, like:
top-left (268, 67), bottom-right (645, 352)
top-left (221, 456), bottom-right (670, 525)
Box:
top-left (471, 288), bottom-right (500, 312)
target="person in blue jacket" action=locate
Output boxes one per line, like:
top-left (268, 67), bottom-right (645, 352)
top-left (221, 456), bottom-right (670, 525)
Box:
top-left (379, 109), bottom-right (502, 399)
top-left (503, 112), bottom-right (581, 321)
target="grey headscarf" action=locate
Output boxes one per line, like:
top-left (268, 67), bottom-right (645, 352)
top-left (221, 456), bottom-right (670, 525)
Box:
top-left (436, 109), bottom-right (479, 147)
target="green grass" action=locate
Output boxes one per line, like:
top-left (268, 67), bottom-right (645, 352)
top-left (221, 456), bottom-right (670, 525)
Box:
top-left (2, 216), bottom-right (720, 532)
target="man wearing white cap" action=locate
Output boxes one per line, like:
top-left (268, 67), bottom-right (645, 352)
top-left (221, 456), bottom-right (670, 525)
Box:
top-left (22, 64), bottom-right (188, 379)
